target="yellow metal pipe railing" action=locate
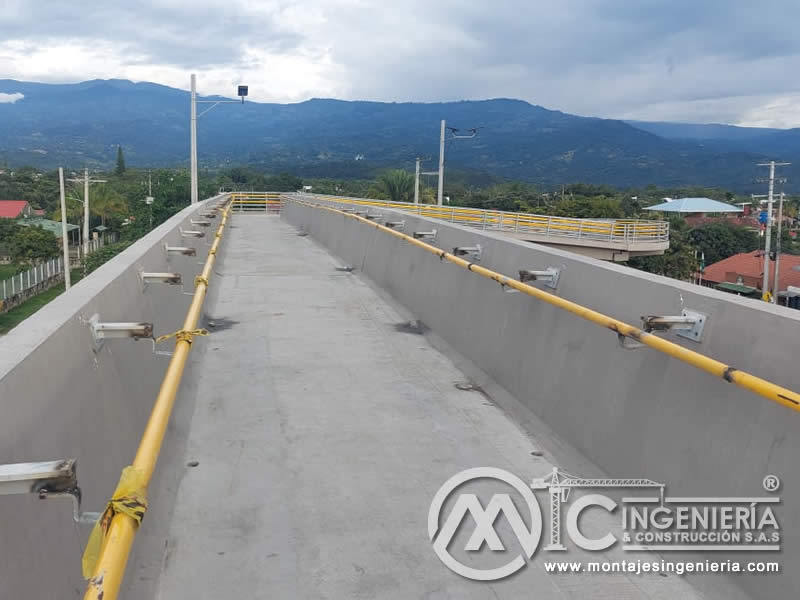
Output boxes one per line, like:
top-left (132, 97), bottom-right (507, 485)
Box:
top-left (290, 197), bottom-right (800, 413)
top-left (308, 195), bottom-right (670, 242)
top-left (83, 200), bottom-right (233, 600)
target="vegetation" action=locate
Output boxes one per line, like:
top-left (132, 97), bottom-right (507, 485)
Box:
top-left (115, 146), bottom-right (126, 175)
top-left (375, 169), bottom-right (415, 203)
top-left (2, 162), bottom-right (798, 288)
top-left (628, 217), bottom-right (698, 280)
top-left (83, 241), bottom-right (133, 274)
top-left (689, 222), bottom-right (760, 265)
top-left (6, 226), bottom-right (59, 263)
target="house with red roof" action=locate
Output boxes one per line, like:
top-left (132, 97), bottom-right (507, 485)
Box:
top-left (0, 200), bottom-right (33, 219)
top-left (701, 250), bottom-right (800, 305)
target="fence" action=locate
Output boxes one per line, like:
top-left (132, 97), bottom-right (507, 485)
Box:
top-left (1, 257), bottom-right (66, 303)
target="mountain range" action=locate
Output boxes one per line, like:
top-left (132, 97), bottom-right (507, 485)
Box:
top-left (1, 78), bottom-right (799, 190)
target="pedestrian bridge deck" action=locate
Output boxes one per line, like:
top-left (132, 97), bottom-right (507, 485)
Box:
top-left (154, 215), bottom-right (719, 599)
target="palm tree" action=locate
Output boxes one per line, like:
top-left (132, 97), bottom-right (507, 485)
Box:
top-left (377, 169), bottom-right (415, 203)
top-left (91, 185), bottom-right (127, 227)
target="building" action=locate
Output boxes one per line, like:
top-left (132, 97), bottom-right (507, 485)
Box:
top-left (0, 200), bottom-right (33, 219)
top-left (701, 250), bottom-right (800, 304)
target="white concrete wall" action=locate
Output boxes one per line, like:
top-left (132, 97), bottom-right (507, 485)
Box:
top-left (284, 198), bottom-right (800, 600)
top-left (0, 194), bottom-right (228, 599)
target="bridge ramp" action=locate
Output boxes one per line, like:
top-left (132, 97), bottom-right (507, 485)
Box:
top-left (155, 215), bottom-right (712, 599)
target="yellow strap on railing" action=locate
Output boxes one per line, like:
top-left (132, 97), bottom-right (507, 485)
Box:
top-left (154, 328), bottom-right (209, 345)
top-left (82, 466), bottom-right (148, 579)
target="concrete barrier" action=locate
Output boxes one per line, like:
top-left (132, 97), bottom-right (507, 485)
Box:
top-left (283, 198), bottom-right (800, 599)
top-left (0, 194), bottom-right (228, 599)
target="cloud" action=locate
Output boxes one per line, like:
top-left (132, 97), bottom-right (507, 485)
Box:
top-left (0, 92), bottom-right (24, 103)
top-left (0, 0), bottom-right (799, 125)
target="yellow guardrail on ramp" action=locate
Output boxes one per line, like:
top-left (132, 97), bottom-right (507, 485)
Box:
top-left (304, 195), bottom-right (670, 245)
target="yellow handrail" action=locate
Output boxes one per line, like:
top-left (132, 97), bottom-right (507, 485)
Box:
top-left (289, 197), bottom-right (800, 413)
top-left (83, 199), bottom-right (233, 600)
top-left (308, 195), bottom-right (670, 243)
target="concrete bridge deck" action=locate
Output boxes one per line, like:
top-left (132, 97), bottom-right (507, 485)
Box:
top-left (154, 215), bottom-right (714, 599)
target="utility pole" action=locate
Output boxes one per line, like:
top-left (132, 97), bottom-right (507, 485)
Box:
top-left (435, 120), bottom-right (479, 206)
top-left (145, 171), bottom-right (155, 230)
top-left (68, 169), bottom-right (106, 258)
top-left (773, 190), bottom-right (786, 303)
top-left (414, 157), bottom-right (420, 204)
top-left (758, 161), bottom-right (790, 303)
top-left (190, 73), bottom-right (198, 204)
top-left (58, 167), bottom-right (71, 290)
top-left (437, 120), bottom-right (446, 206)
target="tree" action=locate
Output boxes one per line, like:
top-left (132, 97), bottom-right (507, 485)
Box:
top-left (376, 169), bottom-right (415, 203)
top-left (91, 185), bottom-right (127, 226)
top-left (264, 172), bottom-right (303, 192)
top-left (628, 217), bottom-right (697, 280)
top-left (688, 222), bottom-right (759, 265)
top-left (551, 196), bottom-right (624, 219)
top-left (8, 226), bottom-right (59, 264)
top-left (116, 146), bottom-right (126, 175)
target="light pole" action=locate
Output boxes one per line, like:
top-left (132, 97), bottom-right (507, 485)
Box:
top-left (436, 120), bottom-right (479, 206)
top-left (190, 74), bottom-right (248, 204)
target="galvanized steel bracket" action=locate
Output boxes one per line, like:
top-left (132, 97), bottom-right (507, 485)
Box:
top-left (641, 309), bottom-right (707, 343)
top-left (89, 314), bottom-right (153, 353)
top-left (0, 459), bottom-right (100, 525)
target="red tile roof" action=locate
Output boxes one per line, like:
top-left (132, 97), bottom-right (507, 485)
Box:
top-left (0, 200), bottom-right (29, 218)
top-left (702, 250), bottom-right (800, 292)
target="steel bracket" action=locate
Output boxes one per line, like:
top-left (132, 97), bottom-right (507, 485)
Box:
top-left (413, 229), bottom-right (437, 240)
top-left (519, 267), bottom-right (561, 290)
top-left (641, 309), bottom-right (707, 343)
top-left (165, 244), bottom-right (196, 257)
top-left (384, 220), bottom-right (405, 230)
top-left (452, 245), bottom-right (482, 262)
top-left (89, 314), bottom-right (153, 352)
top-left (0, 459), bottom-right (101, 525)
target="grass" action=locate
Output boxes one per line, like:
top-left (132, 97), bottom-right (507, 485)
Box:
top-left (0, 269), bottom-right (83, 335)
top-left (0, 264), bottom-right (19, 280)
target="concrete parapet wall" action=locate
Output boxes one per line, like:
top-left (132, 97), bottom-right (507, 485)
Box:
top-left (0, 194), bottom-right (228, 599)
top-left (283, 198), bottom-right (800, 599)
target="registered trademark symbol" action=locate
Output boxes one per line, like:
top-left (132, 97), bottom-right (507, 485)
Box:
top-left (763, 474), bottom-right (780, 493)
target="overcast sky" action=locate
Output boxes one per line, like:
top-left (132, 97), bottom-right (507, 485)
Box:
top-left (2, 0), bottom-right (799, 127)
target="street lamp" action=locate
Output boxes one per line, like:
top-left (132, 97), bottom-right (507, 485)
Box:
top-left (190, 74), bottom-right (248, 204)
top-left (436, 120), bottom-right (479, 206)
